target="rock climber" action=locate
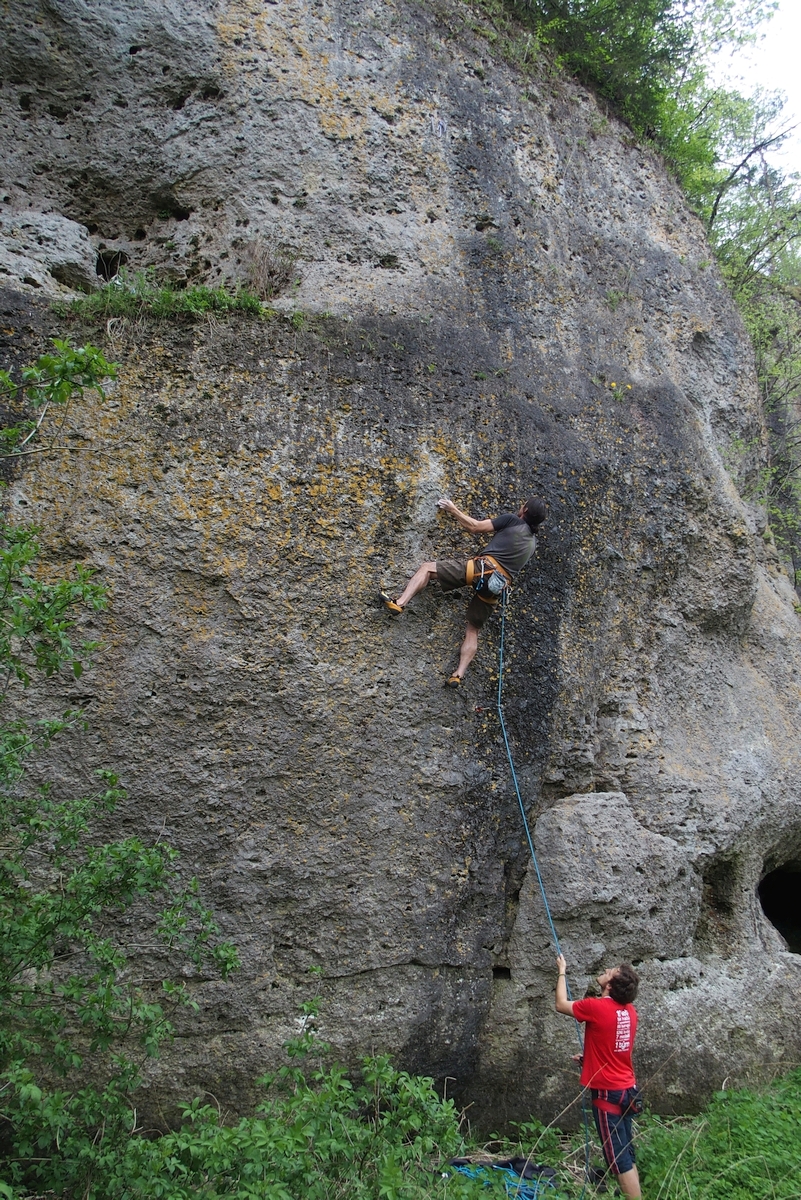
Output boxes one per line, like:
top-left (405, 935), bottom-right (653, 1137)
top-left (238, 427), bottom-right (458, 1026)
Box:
top-left (555, 953), bottom-right (642, 1199)
top-left (380, 495), bottom-right (546, 686)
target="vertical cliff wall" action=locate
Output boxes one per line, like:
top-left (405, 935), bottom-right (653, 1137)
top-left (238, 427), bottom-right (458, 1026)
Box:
top-left (1, 0), bottom-right (800, 1127)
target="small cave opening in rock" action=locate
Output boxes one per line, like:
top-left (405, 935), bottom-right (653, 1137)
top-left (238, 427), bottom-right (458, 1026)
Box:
top-left (758, 862), bottom-right (801, 953)
top-left (96, 249), bottom-right (128, 281)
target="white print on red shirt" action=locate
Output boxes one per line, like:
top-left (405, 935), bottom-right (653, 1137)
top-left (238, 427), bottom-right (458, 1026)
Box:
top-left (615, 1008), bottom-right (632, 1053)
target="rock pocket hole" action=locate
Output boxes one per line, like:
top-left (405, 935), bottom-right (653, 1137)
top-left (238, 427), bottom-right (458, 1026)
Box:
top-left (96, 249), bottom-right (128, 280)
top-left (492, 966), bottom-right (511, 980)
top-left (694, 853), bottom-right (740, 952)
top-left (152, 192), bottom-right (192, 222)
top-left (758, 862), bottom-right (801, 953)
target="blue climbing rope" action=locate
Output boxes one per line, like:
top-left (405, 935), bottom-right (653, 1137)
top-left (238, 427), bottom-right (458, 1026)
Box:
top-left (449, 1161), bottom-right (556, 1198)
top-left (496, 590), bottom-right (591, 1196)
top-left (496, 594), bottom-right (578, 1010)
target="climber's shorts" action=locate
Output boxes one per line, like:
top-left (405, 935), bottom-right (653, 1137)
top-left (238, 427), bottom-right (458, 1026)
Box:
top-left (591, 1089), bottom-right (636, 1176)
top-left (436, 559), bottom-right (492, 629)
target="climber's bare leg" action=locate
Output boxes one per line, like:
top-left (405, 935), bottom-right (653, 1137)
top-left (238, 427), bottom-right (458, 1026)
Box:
top-left (454, 622), bottom-right (480, 680)
top-left (395, 561), bottom-right (438, 609)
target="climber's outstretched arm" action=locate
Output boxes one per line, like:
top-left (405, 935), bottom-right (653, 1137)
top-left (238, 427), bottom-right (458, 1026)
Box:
top-left (437, 496), bottom-right (494, 535)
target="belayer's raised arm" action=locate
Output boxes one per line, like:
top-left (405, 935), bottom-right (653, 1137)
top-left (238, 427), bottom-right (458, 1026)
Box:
top-left (555, 953), bottom-right (643, 1199)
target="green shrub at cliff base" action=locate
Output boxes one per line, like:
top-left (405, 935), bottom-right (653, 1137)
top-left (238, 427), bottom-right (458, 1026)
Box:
top-left (636, 1069), bottom-right (801, 1199)
top-left (113, 1011), bottom-right (499, 1200)
top-left (0, 525), bottom-right (239, 1199)
top-left (0, 339), bottom-right (117, 458)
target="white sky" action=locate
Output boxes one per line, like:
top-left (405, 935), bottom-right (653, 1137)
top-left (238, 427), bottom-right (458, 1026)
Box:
top-left (708, 0), bottom-right (801, 177)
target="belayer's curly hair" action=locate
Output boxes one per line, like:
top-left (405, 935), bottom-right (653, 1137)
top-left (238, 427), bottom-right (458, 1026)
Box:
top-left (523, 497), bottom-right (547, 531)
top-left (609, 963), bottom-right (639, 1005)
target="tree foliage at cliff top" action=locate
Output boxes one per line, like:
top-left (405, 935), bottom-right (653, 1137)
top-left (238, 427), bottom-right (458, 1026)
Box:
top-left (493, 0), bottom-right (801, 579)
top-left (491, 1), bottom-right (791, 259)
top-left (509, 1), bottom-right (772, 118)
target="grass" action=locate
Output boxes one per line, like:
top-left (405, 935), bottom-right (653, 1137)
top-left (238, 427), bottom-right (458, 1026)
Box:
top-left (4, 964), bottom-right (800, 1200)
top-left (446, 1068), bottom-right (801, 1200)
top-left (56, 270), bottom-right (266, 321)
top-left (635, 1069), bottom-right (801, 1200)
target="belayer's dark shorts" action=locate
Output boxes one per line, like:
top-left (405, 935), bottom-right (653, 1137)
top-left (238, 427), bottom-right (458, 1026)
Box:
top-left (591, 1089), bottom-right (636, 1176)
top-left (436, 558), bottom-right (494, 629)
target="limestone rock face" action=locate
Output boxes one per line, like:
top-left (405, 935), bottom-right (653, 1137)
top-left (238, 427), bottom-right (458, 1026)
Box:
top-left (0, 211), bottom-right (97, 294)
top-left (2, 0), bottom-right (801, 1128)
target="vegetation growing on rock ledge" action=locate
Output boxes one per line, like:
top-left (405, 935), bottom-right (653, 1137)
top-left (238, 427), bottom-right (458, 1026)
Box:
top-left (58, 271), bottom-right (266, 322)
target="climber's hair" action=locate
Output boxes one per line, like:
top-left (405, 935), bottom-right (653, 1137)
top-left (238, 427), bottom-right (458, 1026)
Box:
top-left (609, 964), bottom-right (639, 1005)
top-left (523, 497), bottom-right (547, 531)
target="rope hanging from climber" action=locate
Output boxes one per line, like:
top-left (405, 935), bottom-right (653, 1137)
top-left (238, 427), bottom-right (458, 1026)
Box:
top-left (381, 495), bottom-right (643, 1197)
top-left (497, 591), bottom-right (643, 1200)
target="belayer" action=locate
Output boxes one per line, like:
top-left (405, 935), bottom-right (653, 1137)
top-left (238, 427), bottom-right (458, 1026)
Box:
top-left (380, 495), bottom-right (546, 686)
top-left (555, 953), bottom-right (642, 1199)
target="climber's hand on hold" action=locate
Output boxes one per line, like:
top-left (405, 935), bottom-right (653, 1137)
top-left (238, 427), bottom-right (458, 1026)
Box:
top-left (438, 498), bottom-right (493, 535)
top-left (556, 953), bottom-right (567, 974)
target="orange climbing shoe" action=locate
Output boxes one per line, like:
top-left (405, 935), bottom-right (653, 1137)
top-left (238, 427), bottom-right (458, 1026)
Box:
top-left (380, 591), bottom-right (404, 614)
top-left (446, 673), bottom-right (462, 687)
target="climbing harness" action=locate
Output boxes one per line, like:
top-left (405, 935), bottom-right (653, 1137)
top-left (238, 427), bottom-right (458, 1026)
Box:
top-left (496, 590), bottom-right (592, 1196)
top-left (468, 555), bottom-right (512, 604)
top-left (593, 1085), bottom-right (643, 1119)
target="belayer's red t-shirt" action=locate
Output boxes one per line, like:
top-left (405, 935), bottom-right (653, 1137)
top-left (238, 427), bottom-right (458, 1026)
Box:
top-left (571, 996), bottom-right (637, 1089)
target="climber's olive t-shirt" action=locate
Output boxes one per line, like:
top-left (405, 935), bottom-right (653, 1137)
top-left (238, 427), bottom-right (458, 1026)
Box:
top-left (572, 997), bottom-right (638, 1089)
top-left (483, 514), bottom-right (536, 576)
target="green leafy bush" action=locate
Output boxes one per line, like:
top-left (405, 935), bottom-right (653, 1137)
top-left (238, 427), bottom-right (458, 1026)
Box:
top-left (0, 339), bottom-right (116, 457)
top-left (118, 1011), bottom-right (482, 1200)
top-left (0, 347), bottom-right (239, 1199)
top-left (513, 0), bottom-right (694, 136)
